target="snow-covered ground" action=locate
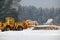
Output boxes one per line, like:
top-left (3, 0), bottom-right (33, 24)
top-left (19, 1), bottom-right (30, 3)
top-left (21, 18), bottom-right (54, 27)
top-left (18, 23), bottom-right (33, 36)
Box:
top-left (0, 30), bottom-right (60, 40)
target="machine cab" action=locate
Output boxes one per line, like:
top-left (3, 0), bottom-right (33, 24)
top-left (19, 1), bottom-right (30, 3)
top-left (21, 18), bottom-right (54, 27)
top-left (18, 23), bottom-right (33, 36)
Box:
top-left (6, 17), bottom-right (15, 25)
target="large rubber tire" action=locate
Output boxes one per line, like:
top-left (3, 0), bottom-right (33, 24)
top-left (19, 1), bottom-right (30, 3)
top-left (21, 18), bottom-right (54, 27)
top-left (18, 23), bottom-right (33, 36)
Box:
top-left (17, 26), bottom-right (23, 31)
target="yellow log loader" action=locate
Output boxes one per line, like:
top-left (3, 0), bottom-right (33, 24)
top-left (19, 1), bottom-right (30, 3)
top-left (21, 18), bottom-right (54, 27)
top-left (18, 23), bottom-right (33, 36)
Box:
top-left (0, 17), bottom-right (38, 31)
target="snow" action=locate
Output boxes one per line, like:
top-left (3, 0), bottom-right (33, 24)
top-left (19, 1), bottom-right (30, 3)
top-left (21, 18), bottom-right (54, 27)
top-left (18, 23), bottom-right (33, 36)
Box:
top-left (44, 19), bottom-right (54, 25)
top-left (0, 30), bottom-right (60, 40)
top-left (35, 25), bottom-right (50, 27)
top-left (46, 19), bottom-right (53, 23)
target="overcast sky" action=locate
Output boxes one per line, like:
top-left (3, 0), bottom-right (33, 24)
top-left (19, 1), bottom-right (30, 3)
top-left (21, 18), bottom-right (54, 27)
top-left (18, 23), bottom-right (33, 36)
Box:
top-left (20, 0), bottom-right (60, 8)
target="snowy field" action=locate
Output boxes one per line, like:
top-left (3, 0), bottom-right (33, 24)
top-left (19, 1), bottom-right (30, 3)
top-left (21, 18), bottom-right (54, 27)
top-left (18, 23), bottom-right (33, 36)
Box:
top-left (0, 30), bottom-right (60, 40)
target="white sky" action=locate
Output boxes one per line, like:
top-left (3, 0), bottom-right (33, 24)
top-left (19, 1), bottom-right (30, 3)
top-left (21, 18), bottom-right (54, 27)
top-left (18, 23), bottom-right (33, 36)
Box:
top-left (20, 0), bottom-right (60, 8)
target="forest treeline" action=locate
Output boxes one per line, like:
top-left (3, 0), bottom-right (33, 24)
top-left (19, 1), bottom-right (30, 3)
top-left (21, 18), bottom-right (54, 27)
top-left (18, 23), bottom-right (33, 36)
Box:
top-left (19, 6), bottom-right (60, 25)
top-left (0, 0), bottom-right (60, 25)
top-left (0, 0), bottom-right (21, 22)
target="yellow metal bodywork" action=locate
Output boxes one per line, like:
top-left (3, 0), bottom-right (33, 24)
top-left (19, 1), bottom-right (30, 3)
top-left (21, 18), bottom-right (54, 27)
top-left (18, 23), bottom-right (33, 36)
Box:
top-left (1, 17), bottom-right (24, 29)
top-left (0, 17), bottom-right (38, 30)
top-left (0, 22), bottom-right (2, 30)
